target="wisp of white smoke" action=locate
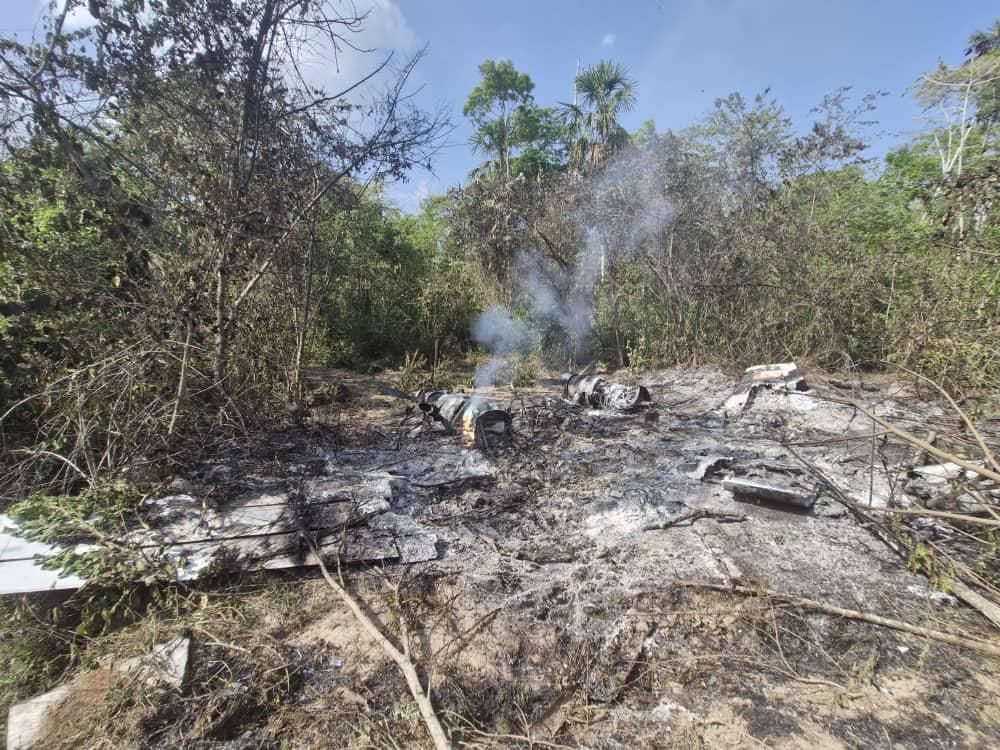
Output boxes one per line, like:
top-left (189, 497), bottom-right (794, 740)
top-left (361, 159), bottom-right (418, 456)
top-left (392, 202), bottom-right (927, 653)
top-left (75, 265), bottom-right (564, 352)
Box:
top-left (470, 148), bottom-right (676, 385)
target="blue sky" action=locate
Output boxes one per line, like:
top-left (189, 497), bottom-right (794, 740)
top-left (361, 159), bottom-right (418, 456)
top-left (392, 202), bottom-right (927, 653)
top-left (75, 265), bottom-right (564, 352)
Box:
top-left (5, 1), bottom-right (999, 211)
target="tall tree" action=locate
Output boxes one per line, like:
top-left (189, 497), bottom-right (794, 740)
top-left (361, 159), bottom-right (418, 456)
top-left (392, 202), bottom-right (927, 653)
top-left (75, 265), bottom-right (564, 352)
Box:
top-left (697, 90), bottom-right (793, 209)
top-left (965, 19), bottom-right (1000, 147)
top-left (562, 60), bottom-right (637, 169)
top-left (509, 104), bottom-right (567, 176)
top-left (911, 20), bottom-right (1000, 244)
top-left (1, 0), bottom-right (445, 394)
top-left (463, 59), bottom-right (535, 178)
top-left (0, 0), bottom-right (446, 492)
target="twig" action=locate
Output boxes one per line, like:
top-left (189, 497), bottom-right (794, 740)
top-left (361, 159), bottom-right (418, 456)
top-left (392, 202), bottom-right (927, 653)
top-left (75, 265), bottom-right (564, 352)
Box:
top-left (454, 727), bottom-right (574, 749)
top-left (883, 361), bottom-right (1000, 474)
top-left (783, 431), bottom-right (890, 447)
top-left (789, 446), bottom-right (1000, 629)
top-left (675, 580), bottom-right (1000, 657)
top-left (642, 508), bottom-right (747, 531)
top-left (855, 505), bottom-right (1000, 528)
top-left (446, 708), bottom-right (575, 749)
top-left (841, 397), bottom-right (1000, 484)
top-left (307, 537), bottom-right (451, 750)
top-left (11, 448), bottom-right (91, 484)
top-left (168, 323), bottom-right (193, 437)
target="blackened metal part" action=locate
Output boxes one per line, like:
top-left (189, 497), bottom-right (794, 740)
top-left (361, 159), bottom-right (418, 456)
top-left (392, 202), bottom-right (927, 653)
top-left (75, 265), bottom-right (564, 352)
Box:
top-left (416, 390), bottom-right (513, 447)
top-left (603, 384), bottom-right (652, 411)
top-left (562, 372), bottom-right (652, 411)
top-left (733, 363), bottom-right (808, 394)
top-left (723, 477), bottom-right (818, 509)
top-left (679, 455), bottom-right (734, 480)
top-left (725, 362), bottom-right (810, 416)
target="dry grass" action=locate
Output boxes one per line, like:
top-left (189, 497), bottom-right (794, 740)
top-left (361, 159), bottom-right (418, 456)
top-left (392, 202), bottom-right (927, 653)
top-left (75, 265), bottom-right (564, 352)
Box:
top-left (6, 561), bottom-right (998, 750)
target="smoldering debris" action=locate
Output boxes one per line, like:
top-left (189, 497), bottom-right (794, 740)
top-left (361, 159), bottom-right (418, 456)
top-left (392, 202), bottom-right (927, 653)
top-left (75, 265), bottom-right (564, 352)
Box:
top-left (561, 365), bottom-right (652, 412)
top-left (417, 390), bottom-right (513, 447)
top-left (6, 363), bottom-right (1000, 749)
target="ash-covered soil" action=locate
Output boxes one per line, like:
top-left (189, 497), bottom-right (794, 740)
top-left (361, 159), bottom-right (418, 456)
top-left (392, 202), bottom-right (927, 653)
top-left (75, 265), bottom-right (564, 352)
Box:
top-left (28, 366), bottom-right (1000, 749)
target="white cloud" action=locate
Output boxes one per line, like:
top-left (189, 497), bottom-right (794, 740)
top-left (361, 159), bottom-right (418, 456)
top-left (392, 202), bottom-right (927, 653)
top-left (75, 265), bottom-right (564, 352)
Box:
top-left (37, 0), bottom-right (96, 32)
top-left (291, 0), bottom-right (420, 103)
top-left (388, 176), bottom-right (437, 214)
top-left (601, 32), bottom-right (616, 47)
top-left (37, 0), bottom-right (419, 104)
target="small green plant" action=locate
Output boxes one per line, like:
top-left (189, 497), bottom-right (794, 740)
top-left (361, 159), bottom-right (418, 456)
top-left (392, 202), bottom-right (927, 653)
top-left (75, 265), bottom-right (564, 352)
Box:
top-left (510, 353), bottom-right (539, 389)
top-left (6, 483), bottom-right (165, 628)
top-left (398, 350), bottom-right (428, 394)
top-left (626, 334), bottom-right (652, 371)
top-left (905, 541), bottom-right (955, 592)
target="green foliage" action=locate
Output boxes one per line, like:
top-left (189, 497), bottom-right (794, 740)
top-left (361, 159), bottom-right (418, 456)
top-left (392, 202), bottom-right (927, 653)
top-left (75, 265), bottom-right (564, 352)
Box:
top-left (507, 105), bottom-right (567, 176)
top-left (0, 155), bottom-right (133, 402)
top-left (398, 350), bottom-right (428, 394)
top-left (451, 64), bottom-right (1000, 386)
top-left (5, 483), bottom-right (163, 640)
top-left (398, 197), bottom-right (487, 352)
top-left (699, 89), bottom-right (793, 190)
top-left (315, 195), bottom-right (483, 368)
top-left (464, 59), bottom-right (565, 177)
top-left (563, 60), bottom-right (638, 169)
top-left (464, 59), bottom-right (535, 123)
top-left (966, 20), bottom-right (1000, 129)
top-left (7, 484), bottom-right (147, 579)
top-left (509, 352), bottom-right (540, 389)
top-left (906, 541), bottom-right (956, 592)
top-left (631, 119), bottom-right (657, 150)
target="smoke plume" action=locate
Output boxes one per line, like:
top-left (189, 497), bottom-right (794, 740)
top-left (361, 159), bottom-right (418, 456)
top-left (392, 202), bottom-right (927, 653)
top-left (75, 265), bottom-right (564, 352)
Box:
top-left (471, 147), bottom-right (675, 386)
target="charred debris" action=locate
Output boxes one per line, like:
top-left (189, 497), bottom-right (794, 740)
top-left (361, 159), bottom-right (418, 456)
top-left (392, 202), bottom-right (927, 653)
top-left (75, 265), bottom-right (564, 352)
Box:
top-left (560, 361), bottom-right (652, 411)
top-left (5, 362), bottom-right (1000, 748)
top-left (415, 362), bottom-right (653, 448)
top-left (5, 360), bottom-right (998, 597)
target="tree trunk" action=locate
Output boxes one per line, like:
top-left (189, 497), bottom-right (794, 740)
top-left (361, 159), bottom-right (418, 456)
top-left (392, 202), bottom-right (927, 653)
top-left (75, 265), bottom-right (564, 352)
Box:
top-left (611, 285), bottom-right (625, 369)
top-left (292, 237), bottom-right (316, 402)
top-left (213, 247), bottom-right (229, 391)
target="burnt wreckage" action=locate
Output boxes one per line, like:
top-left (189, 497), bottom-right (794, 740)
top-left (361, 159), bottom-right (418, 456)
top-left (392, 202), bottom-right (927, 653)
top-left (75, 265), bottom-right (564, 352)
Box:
top-left (561, 367), bottom-right (652, 411)
top-left (417, 367), bottom-right (652, 446)
top-left (417, 390), bottom-right (513, 446)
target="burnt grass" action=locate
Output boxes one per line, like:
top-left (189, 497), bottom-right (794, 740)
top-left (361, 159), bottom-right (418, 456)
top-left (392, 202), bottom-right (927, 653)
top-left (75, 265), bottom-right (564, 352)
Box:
top-left (10, 366), bottom-right (1000, 749)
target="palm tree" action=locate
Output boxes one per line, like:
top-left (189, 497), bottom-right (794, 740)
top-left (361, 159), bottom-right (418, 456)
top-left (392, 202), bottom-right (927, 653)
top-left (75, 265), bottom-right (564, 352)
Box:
top-left (562, 60), bottom-right (637, 169)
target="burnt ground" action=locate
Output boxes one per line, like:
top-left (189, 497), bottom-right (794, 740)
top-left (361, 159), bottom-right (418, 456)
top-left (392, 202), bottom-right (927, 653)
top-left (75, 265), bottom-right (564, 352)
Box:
top-left (20, 366), bottom-right (1000, 749)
